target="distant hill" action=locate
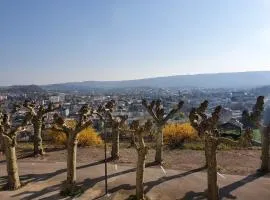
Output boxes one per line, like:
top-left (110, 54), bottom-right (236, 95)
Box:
top-left (0, 85), bottom-right (47, 94)
top-left (42, 71), bottom-right (270, 91)
top-left (252, 85), bottom-right (270, 95)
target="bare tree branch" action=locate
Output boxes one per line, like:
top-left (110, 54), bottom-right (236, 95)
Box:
top-left (132, 132), bottom-right (139, 150)
top-left (142, 99), bottom-right (159, 122)
top-left (23, 103), bottom-right (37, 116)
top-left (51, 125), bottom-right (70, 138)
top-left (162, 101), bottom-right (184, 124)
top-left (74, 119), bottom-right (93, 135)
top-left (0, 132), bottom-right (12, 142)
top-left (93, 111), bottom-right (105, 122)
top-left (43, 103), bottom-right (61, 114)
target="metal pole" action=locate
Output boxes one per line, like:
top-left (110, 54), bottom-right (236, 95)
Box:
top-left (104, 125), bottom-right (108, 195)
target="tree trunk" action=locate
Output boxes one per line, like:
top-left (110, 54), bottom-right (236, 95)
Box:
top-left (0, 134), bottom-right (5, 153)
top-left (4, 137), bottom-right (21, 190)
top-left (261, 126), bottom-right (270, 172)
top-left (111, 129), bottom-right (120, 159)
top-left (33, 120), bottom-right (44, 156)
top-left (205, 135), bottom-right (219, 200)
top-left (240, 128), bottom-right (253, 147)
top-left (66, 134), bottom-right (78, 191)
top-left (204, 136), bottom-right (208, 167)
top-left (130, 137), bottom-right (135, 147)
top-left (155, 126), bottom-right (163, 164)
top-left (136, 148), bottom-right (147, 200)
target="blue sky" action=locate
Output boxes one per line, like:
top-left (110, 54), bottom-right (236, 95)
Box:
top-left (1, 0), bottom-right (270, 85)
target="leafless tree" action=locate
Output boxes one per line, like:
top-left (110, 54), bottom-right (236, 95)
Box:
top-left (53, 104), bottom-right (93, 195)
top-left (130, 119), bottom-right (153, 200)
top-left (0, 109), bottom-right (32, 190)
top-left (95, 100), bottom-right (128, 160)
top-left (142, 99), bottom-right (184, 164)
top-left (23, 100), bottom-right (61, 156)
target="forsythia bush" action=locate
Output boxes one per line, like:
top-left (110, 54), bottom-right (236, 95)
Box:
top-left (163, 123), bottom-right (198, 148)
top-left (77, 127), bottom-right (103, 146)
top-left (47, 120), bottom-right (103, 146)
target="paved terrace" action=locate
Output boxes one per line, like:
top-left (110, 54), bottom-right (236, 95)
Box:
top-left (0, 160), bottom-right (269, 200)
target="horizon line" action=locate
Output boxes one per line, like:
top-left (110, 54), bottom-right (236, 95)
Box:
top-left (1, 70), bottom-right (270, 87)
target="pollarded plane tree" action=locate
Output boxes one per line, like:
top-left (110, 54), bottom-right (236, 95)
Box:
top-left (0, 110), bottom-right (4, 152)
top-left (95, 100), bottom-right (128, 160)
top-left (260, 103), bottom-right (270, 173)
top-left (241, 96), bottom-right (270, 172)
top-left (129, 119), bottom-right (153, 200)
top-left (189, 100), bottom-right (209, 166)
top-left (189, 103), bottom-right (252, 200)
top-left (53, 104), bottom-right (93, 195)
top-left (142, 99), bottom-right (184, 164)
top-left (241, 96), bottom-right (264, 147)
top-left (249, 96), bottom-right (270, 173)
top-left (0, 108), bottom-right (32, 190)
top-left (261, 112), bottom-right (270, 172)
top-left (23, 100), bottom-right (61, 156)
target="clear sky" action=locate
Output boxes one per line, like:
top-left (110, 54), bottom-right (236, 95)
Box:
top-left (1, 0), bottom-right (270, 85)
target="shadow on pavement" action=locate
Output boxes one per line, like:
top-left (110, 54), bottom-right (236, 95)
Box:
top-left (0, 160), bottom-right (104, 188)
top-left (5, 163), bottom-right (268, 200)
top-left (106, 166), bottom-right (206, 195)
top-left (178, 171), bottom-right (265, 200)
top-left (178, 191), bottom-right (206, 200)
top-left (219, 172), bottom-right (265, 199)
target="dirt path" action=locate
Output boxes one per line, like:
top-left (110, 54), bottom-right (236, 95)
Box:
top-left (0, 145), bottom-right (267, 199)
top-left (0, 160), bottom-right (269, 200)
top-left (8, 145), bottom-right (263, 176)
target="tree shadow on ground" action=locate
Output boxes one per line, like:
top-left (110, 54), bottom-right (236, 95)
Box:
top-left (7, 163), bottom-right (267, 200)
top-left (219, 172), bottom-right (265, 199)
top-left (106, 166), bottom-right (206, 195)
top-left (177, 191), bottom-right (206, 200)
top-left (144, 166), bottom-right (206, 193)
top-left (10, 160), bottom-right (151, 200)
top-left (0, 150), bottom-right (60, 165)
top-left (10, 164), bottom-right (137, 200)
top-left (11, 181), bottom-right (86, 200)
top-left (10, 183), bottom-right (67, 200)
top-left (0, 160), bottom-right (104, 189)
top-left (1, 168), bottom-right (205, 200)
top-left (0, 153), bottom-right (34, 164)
top-left (43, 146), bottom-right (66, 153)
top-left (178, 171), bottom-right (267, 200)
top-left (1, 146), bottom-right (67, 164)
top-left (17, 146), bottom-right (67, 159)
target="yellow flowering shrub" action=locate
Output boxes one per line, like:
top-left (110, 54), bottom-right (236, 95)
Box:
top-left (163, 123), bottom-right (198, 148)
top-left (47, 119), bottom-right (103, 146)
top-left (77, 127), bottom-right (103, 146)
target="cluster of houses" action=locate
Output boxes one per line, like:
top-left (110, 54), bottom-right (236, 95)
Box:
top-left (2, 85), bottom-right (269, 143)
